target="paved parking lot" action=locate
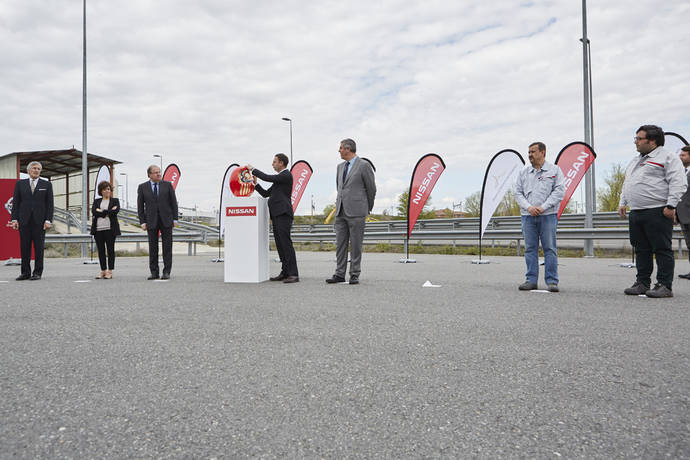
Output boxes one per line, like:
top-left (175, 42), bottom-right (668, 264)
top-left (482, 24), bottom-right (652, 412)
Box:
top-left (1, 252), bottom-right (688, 458)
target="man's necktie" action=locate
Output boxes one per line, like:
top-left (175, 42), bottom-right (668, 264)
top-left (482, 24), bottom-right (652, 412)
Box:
top-left (30, 180), bottom-right (35, 194)
top-left (342, 161), bottom-right (350, 184)
top-left (153, 182), bottom-right (158, 199)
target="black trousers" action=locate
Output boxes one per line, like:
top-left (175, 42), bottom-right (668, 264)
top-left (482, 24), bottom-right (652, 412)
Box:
top-left (147, 226), bottom-right (173, 275)
top-left (629, 207), bottom-right (674, 288)
top-left (19, 216), bottom-right (45, 276)
top-left (94, 229), bottom-right (117, 270)
top-left (272, 213), bottom-right (298, 277)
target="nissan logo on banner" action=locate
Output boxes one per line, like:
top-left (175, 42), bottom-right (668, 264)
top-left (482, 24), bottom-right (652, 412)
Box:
top-left (163, 163), bottom-right (181, 190)
top-left (290, 160), bottom-right (313, 213)
top-left (554, 142), bottom-right (597, 219)
top-left (226, 206), bottom-right (256, 216)
top-left (406, 153), bottom-right (446, 239)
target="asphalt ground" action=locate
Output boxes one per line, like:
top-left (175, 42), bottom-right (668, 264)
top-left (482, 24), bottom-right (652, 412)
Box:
top-left (1, 252), bottom-right (688, 459)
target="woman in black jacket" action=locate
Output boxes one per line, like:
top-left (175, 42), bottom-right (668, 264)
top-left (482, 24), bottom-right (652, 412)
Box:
top-left (91, 181), bottom-right (121, 279)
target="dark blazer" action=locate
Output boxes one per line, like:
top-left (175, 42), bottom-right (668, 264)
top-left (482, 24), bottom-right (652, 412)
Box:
top-left (137, 180), bottom-right (179, 229)
top-left (253, 168), bottom-right (294, 218)
top-left (677, 169), bottom-right (690, 224)
top-left (11, 178), bottom-right (54, 225)
top-left (90, 197), bottom-right (122, 236)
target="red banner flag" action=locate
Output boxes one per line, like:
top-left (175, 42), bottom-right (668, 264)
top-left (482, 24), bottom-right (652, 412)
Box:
top-left (290, 160), bottom-right (313, 213)
top-left (163, 163), bottom-right (181, 190)
top-left (1, 179), bottom-right (21, 260)
top-left (554, 142), bottom-right (597, 219)
top-left (406, 153), bottom-right (446, 238)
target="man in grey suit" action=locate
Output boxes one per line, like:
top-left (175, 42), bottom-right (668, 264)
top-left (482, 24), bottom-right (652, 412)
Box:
top-left (677, 146), bottom-right (690, 279)
top-left (326, 138), bottom-right (376, 285)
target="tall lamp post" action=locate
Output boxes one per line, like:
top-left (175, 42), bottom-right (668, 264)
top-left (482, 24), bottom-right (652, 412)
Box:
top-left (581, 0), bottom-right (595, 257)
top-left (119, 172), bottom-right (129, 208)
top-left (81, 0), bottom-right (88, 257)
top-left (153, 154), bottom-right (163, 171)
top-left (281, 117), bottom-right (293, 166)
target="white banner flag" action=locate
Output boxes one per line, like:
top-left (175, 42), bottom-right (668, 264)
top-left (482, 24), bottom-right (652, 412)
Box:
top-left (479, 149), bottom-right (525, 238)
top-left (93, 165), bottom-right (110, 199)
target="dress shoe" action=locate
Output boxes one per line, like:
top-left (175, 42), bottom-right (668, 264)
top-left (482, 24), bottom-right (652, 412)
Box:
top-left (624, 281), bottom-right (649, 295)
top-left (678, 272), bottom-right (690, 279)
top-left (104, 270), bottom-right (113, 279)
top-left (148, 274), bottom-right (160, 280)
top-left (547, 284), bottom-right (559, 292)
top-left (161, 273), bottom-right (170, 280)
top-left (518, 281), bottom-right (538, 291)
top-left (283, 276), bottom-right (299, 283)
top-left (95, 271), bottom-right (106, 279)
top-left (326, 275), bottom-right (346, 284)
top-left (30, 274), bottom-right (41, 280)
top-left (15, 274), bottom-right (30, 281)
top-left (270, 274), bottom-right (287, 281)
top-left (645, 283), bottom-right (673, 298)
top-left (349, 276), bottom-right (359, 285)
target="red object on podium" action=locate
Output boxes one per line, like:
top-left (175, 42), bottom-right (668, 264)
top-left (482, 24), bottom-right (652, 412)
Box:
top-left (230, 167), bottom-right (255, 197)
top-left (1, 179), bottom-right (21, 260)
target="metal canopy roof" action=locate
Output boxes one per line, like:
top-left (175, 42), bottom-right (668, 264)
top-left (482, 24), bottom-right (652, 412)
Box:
top-left (1, 148), bottom-right (121, 178)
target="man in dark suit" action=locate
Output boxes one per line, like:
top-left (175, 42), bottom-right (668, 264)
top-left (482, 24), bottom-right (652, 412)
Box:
top-left (10, 161), bottom-right (54, 280)
top-left (326, 138), bottom-right (376, 285)
top-left (247, 153), bottom-right (299, 283)
top-left (137, 165), bottom-right (178, 280)
top-left (677, 146), bottom-right (690, 279)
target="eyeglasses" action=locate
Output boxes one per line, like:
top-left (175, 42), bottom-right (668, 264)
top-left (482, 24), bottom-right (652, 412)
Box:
top-left (634, 136), bottom-right (648, 142)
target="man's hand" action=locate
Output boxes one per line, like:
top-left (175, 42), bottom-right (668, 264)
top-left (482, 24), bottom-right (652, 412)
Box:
top-left (618, 206), bottom-right (627, 219)
top-left (43, 222), bottom-right (51, 230)
top-left (246, 164), bottom-right (253, 171)
top-left (527, 206), bottom-right (541, 216)
top-left (663, 207), bottom-right (675, 220)
top-left (7, 220), bottom-right (18, 230)
top-left (141, 223), bottom-right (147, 231)
top-left (112, 206), bottom-right (118, 210)
top-left (252, 176), bottom-right (257, 185)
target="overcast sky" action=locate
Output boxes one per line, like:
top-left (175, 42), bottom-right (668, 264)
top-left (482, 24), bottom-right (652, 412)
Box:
top-left (1, 0), bottom-right (688, 215)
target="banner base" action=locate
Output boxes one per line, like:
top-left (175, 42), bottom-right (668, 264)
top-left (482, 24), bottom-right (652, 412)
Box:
top-left (3, 258), bottom-right (20, 266)
top-left (618, 262), bottom-right (635, 268)
top-left (83, 259), bottom-right (99, 264)
top-left (211, 258), bottom-right (224, 263)
top-left (399, 258), bottom-right (416, 263)
top-left (471, 259), bottom-right (490, 264)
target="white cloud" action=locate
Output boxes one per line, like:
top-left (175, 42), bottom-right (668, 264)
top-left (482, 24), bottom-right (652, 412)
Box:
top-left (1, 0), bottom-right (688, 215)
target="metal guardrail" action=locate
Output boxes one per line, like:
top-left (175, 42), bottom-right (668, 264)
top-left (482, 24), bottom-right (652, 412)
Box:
top-left (46, 232), bottom-right (208, 256)
top-left (292, 212), bottom-right (627, 233)
top-left (118, 208), bottom-right (220, 237)
top-left (290, 227), bottom-right (688, 257)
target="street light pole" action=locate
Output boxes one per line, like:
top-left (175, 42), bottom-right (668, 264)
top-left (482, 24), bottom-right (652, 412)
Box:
top-left (153, 154), bottom-right (163, 171)
top-left (81, 0), bottom-right (88, 257)
top-left (581, 0), bottom-right (595, 257)
top-left (282, 117), bottom-right (293, 166)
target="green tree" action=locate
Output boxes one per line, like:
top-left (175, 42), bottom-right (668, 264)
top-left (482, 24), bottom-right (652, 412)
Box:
top-left (597, 163), bottom-right (625, 211)
top-left (397, 190), bottom-right (435, 219)
top-left (495, 191), bottom-right (521, 216)
top-left (464, 191), bottom-right (481, 217)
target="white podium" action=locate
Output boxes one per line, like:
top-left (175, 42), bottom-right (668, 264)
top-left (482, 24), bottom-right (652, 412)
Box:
top-left (223, 195), bottom-right (270, 283)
